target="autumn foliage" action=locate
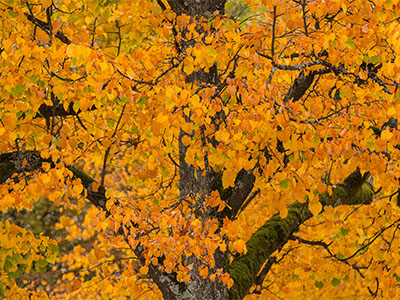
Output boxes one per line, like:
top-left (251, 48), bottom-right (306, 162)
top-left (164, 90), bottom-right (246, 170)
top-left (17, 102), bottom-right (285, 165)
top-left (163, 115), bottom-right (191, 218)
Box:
top-left (1, 0), bottom-right (400, 299)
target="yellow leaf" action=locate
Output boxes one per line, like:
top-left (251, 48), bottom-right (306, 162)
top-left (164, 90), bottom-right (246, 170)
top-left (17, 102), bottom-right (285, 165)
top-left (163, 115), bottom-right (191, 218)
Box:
top-left (42, 162), bottom-right (51, 172)
top-left (232, 239), bottom-right (247, 254)
top-left (99, 62), bottom-right (109, 72)
top-left (66, 44), bottom-right (91, 60)
top-left (2, 114), bottom-right (16, 129)
top-left (73, 183), bottom-right (83, 195)
top-left (309, 201), bottom-right (322, 215)
top-left (165, 86), bottom-right (174, 98)
top-left (381, 129), bottom-right (393, 141)
top-left (106, 199), bottom-right (114, 211)
top-left (66, 44), bottom-right (76, 57)
top-left (92, 181), bottom-right (100, 192)
top-left (387, 106), bottom-right (396, 117)
top-left (94, 249), bottom-right (105, 259)
top-left (222, 171), bottom-right (235, 188)
top-left (183, 63), bottom-right (194, 74)
top-left (227, 278), bottom-right (234, 289)
top-left (42, 0), bottom-right (52, 7)
top-left (181, 135), bottom-right (191, 146)
top-left (215, 131), bottom-right (229, 143)
top-left (88, 253), bottom-right (97, 265)
top-left (279, 206), bottom-right (288, 218)
top-left (78, 45), bottom-right (91, 60)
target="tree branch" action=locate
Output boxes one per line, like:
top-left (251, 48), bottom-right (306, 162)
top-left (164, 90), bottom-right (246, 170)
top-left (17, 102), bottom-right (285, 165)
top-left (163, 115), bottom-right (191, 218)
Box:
top-left (24, 12), bottom-right (71, 45)
top-left (0, 151), bottom-right (182, 299)
top-left (228, 168), bottom-right (374, 300)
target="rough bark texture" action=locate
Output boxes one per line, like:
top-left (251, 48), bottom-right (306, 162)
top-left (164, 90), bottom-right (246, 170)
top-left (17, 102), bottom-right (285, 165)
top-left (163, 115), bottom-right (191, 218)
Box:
top-left (0, 155), bottom-right (374, 300)
top-left (3, 1), bottom-right (378, 299)
top-left (172, 0), bottom-right (230, 298)
top-left (166, 0), bottom-right (226, 17)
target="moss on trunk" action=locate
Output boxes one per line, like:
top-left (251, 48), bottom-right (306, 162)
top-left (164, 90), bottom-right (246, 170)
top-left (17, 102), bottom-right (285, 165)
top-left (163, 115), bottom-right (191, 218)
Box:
top-left (228, 169), bottom-right (374, 299)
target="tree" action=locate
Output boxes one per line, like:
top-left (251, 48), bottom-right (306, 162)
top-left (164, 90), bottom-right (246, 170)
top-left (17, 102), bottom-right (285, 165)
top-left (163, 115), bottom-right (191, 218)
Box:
top-left (0, 0), bottom-right (400, 299)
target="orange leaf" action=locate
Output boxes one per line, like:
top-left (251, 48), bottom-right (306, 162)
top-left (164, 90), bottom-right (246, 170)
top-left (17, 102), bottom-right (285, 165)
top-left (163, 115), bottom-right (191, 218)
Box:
top-left (139, 266), bottom-right (148, 275)
top-left (232, 239), bottom-right (247, 254)
top-left (199, 266), bottom-right (208, 278)
top-left (207, 193), bottom-right (221, 208)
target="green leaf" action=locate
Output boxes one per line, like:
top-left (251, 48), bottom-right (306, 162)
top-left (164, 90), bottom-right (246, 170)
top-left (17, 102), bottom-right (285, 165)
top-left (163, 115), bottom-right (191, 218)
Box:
top-left (36, 259), bottom-right (47, 268)
top-left (108, 119), bottom-right (115, 129)
top-left (346, 38), bottom-right (354, 48)
top-left (279, 179), bottom-right (291, 189)
top-left (8, 10), bottom-right (17, 17)
top-left (73, 100), bottom-right (81, 112)
top-left (338, 227), bottom-right (349, 238)
top-left (393, 273), bottom-right (400, 282)
top-left (35, 259), bottom-right (48, 273)
top-left (10, 254), bottom-right (23, 265)
top-left (137, 96), bottom-right (148, 105)
top-left (340, 91), bottom-right (348, 98)
top-left (161, 166), bottom-right (169, 177)
top-left (315, 281), bottom-right (324, 289)
top-left (4, 257), bottom-right (13, 272)
top-left (314, 134), bottom-right (320, 144)
top-left (8, 268), bottom-right (23, 280)
top-left (370, 55), bottom-right (380, 64)
top-left (208, 49), bottom-right (217, 58)
top-left (331, 277), bottom-right (340, 286)
top-left (69, 15), bottom-right (79, 23)
top-left (46, 253), bottom-right (57, 264)
top-left (119, 95), bottom-right (128, 104)
top-left (335, 252), bottom-right (345, 259)
top-left (0, 282), bottom-right (6, 294)
top-left (11, 84), bottom-right (25, 97)
top-left (29, 74), bottom-right (40, 82)
top-left (49, 244), bottom-right (60, 255)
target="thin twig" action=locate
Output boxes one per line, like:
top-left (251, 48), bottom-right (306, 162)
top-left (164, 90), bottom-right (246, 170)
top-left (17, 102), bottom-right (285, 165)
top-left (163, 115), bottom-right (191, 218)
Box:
top-left (100, 102), bottom-right (127, 186)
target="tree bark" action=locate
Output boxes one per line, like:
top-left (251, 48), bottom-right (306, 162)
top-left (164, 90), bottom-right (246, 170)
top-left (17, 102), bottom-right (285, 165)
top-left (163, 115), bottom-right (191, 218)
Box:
top-left (8, 0), bottom-right (378, 299)
top-left (228, 169), bottom-right (373, 299)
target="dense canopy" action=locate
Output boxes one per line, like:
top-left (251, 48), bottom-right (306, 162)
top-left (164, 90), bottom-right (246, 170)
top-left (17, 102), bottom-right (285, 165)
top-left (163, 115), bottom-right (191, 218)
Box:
top-left (1, 0), bottom-right (400, 299)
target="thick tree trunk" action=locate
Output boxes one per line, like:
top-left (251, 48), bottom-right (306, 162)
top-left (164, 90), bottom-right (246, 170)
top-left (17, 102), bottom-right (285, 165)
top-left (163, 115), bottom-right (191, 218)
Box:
top-left (166, 0), bottom-right (226, 17)
top-left (170, 0), bottom-right (231, 298)
top-left (5, 1), bottom-right (378, 299)
top-left (0, 154), bottom-right (374, 300)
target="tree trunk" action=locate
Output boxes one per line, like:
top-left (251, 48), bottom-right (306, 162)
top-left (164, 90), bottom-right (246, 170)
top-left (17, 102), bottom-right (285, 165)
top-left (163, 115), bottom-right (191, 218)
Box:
top-left (1, 1), bottom-right (377, 299)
